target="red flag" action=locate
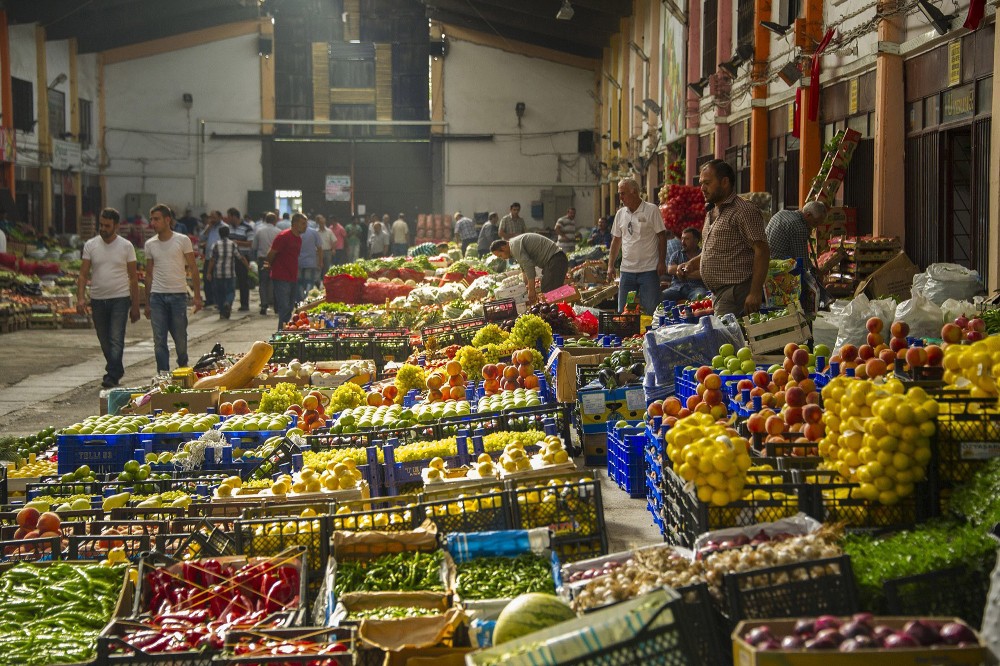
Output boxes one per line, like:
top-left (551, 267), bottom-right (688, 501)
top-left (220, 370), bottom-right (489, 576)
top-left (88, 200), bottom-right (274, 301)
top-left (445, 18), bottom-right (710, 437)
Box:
top-left (964, 0), bottom-right (985, 29)
top-left (809, 29), bottom-right (837, 122)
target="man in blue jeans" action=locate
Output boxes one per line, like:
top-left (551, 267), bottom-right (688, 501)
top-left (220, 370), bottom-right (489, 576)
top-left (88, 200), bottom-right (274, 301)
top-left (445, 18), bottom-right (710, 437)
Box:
top-left (144, 204), bottom-right (203, 373)
top-left (296, 221), bottom-right (323, 301)
top-left (76, 207), bottom-right (141, 388)
top-left (607, 177), bottom-right (667, 315)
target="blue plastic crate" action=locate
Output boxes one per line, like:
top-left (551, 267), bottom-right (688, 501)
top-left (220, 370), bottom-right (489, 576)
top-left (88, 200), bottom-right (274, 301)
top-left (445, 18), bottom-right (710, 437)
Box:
top-left (138, 431), bottom-right (205, 454)
top-left (57, 433), bottom-right (139, 475)
top-left (381, 438), bottom-right (471, 496)
top-left (213, 430), bottom-right (288, 449)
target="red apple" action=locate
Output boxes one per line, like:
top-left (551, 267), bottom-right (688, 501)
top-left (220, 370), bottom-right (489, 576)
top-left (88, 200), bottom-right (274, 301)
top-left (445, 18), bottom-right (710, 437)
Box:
top-left (925, 344), bottom-right (944, 367)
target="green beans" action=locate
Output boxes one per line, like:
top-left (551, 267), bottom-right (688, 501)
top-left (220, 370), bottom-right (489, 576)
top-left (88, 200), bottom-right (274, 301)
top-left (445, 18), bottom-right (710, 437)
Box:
top-left (335, 550), bottom-right (445, 596)
top-left (0, 562), bottom-right (127, 666)
top-left (348, 605), bottom-right (441, 620)
top-left (456, 553), bottom-right (554, 600)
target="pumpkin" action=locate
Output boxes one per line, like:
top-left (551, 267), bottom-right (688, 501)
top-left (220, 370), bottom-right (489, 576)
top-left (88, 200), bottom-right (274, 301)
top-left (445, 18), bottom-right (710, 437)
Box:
top-left (193, 340), bottom-right (274, 390)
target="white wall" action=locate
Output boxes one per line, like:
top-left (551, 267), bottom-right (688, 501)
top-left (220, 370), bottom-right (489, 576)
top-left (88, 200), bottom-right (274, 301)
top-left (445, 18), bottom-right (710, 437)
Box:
top-left (103, 32), bottom-right (262, 217)
top-left (441, 38), bottom-right (598, 228)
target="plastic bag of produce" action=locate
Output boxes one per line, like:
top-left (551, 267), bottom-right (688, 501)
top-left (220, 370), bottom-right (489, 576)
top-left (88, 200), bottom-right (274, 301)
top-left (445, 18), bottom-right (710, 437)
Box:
top-left (324, 274), bottom-right (366, 304)
top-left (940, 297), bottom-right (982, 323)
top-left (643, 314), bottom-right (746, 386)
top-left (894, 288), bottom-right (944, 339)
top-left (913, 262), bottom-right (985, 304)
top-left (833, 293), bottom-right (896, 351)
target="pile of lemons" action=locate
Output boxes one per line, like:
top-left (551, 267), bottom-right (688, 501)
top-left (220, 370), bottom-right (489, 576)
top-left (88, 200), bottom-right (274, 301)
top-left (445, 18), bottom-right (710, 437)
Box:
top-left (665, 412), bottom-right (753, 507)
top-left (942, 336), bottom-right (1000, 398)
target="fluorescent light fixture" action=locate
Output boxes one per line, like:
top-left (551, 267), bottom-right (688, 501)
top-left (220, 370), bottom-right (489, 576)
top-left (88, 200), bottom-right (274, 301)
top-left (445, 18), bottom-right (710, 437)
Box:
top-left (556, 0), bottom-right (574, 20)
top-left (688, 76), bottom-right (710, 97)
top-left (761, 20), bottom-right (793, 36)
top-left (629, 41), bottom-right (649, 62)
top-left (777, 61), bottom-right (801, 86)
top-left (916, 0), bottom-right (953, 35)
top-left (48, 73), bottom-right (67, 89)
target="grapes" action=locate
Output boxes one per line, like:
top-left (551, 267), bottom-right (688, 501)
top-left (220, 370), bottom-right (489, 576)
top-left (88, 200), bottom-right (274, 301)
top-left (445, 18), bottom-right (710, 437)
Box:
top-left (455, 346), bottom-right (487, 381)
top-left (394, 364), bottom-right (427, 400)
top-left (328, 382), bottom-right (367, 413)
top-left (258, 383), bottom-right (303, 414)
top-left (472, 324), bottom-right (510, 347)
top-left (510, 314), bottom-right (555, 349)
top-left (482, 430), bottom-right (546, 453)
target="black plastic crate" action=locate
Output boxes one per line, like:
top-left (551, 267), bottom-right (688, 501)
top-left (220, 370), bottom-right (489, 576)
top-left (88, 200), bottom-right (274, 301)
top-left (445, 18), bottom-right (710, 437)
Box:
top-left (99, 619), bottom-right (217, 666)
top-left (371, 335), bottom-right (410, 368)
top-left (329, 497), bottom-right (422, 532)
top-left (660, 468), bottom-right (807, 548)
top-left (245, 436), bottom-right (303, 481)
top-left (932, 393), bottom-right (1000, 489)
top-left (576, 363), bottom-right (604, 388)
top-left (235, 513), bottom-right (329, 603)
top-left (501, 402), bottom-right (575, 447)
top-left (68, 533), bottom-right (151, 561)
top-left (552, 534), bottom-right (607, 563)
top-left (794, 469), bottom-right (932, 533)
top-left (301, 331), bottom-right (340, 363)
top-left (421, 316), bottom-right (486, 347)
top-left (883, 564), bottom-right (991, 628)
top-left (559, 593), bottom-right (698, 666)
top-left (0, 535), bottom-right (61, 562)
top-left (88, 519), bottom-right (170, 537)
top-left (111, 506), bottom-right (187, 521)
top-left (269, 332), bottom-right (308, 363)
top-left (674, 583), bottom-right (730, 666)
top-left (509, 472), bottom-right (608, 553)
top-left (336, 329), bottom-right (375, 362)
top-left (419, 489), bottom-right (512, 535)
top-left (483, 298), bottom-right (517, 324)
top-left (216, 627), bottom-right (354, 665)
top-left (722, 555), bottom-right (859, 626)
top-left (161, 518), bottom-right (237, 559)
top-left (26, 480), bottom-right (104, 499)
top-left (599, 311), bottom-right (641, 338)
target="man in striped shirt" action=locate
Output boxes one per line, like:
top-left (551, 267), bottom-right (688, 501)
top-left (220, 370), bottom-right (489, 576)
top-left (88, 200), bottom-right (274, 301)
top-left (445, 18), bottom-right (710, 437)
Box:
top-left (681, 159), bottom-right (769, 317)
top-left (453, 211), bottom-right (477, 253)
top-left (206, 225), bottom-right (249, 319)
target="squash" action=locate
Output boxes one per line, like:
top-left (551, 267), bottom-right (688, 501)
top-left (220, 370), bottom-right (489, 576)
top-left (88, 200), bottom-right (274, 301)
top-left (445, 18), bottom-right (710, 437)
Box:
top-left (193, 340), bottom-right (274, 390)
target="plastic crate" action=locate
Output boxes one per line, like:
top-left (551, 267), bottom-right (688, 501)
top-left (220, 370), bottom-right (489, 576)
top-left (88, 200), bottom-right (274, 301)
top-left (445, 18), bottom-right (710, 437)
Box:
top-left (500, 402), bottom-right (575, 445)
top-left (557, 593), bottom-right (698, 666)
top-left (599, 311), bottom-right (641, 338)
top-left (235, 513), bottom-right (329, 603)
top-left (722, 555), bottom-right (859, 626)
top-left (421, 316), bottom-right (487, 347)
top-left (659, 467), bottom-right (806, 548)
top-left (139, 431), bottom-right (205, 454)
top-left (26, 480), bottom-right (104, 500)
top-left (302, 435), bottom-right (383, 495)
top-left (608, 424), bottom-right (646, 499)
top-left (329, 497), bottom-right (422, 532)
top-left (216, 627), bottom-right (354, 665)
top-left (483, 298), bottom-right (517, 324)
top-left (269, 332), bottom-right (307, 363)
top-left (56, 433), bottom-right (139, 475)
top-left (673, 583), bottom-right (729, 666)
top-left (67, 533), bottom-right (151, 561)
top-left (301, 331), bottom-right (340, 363)
top-left (794, 469), bottom-right (932, 533)
top-left (509, 472), bottom-right (608, 557)
top-left (419, 489), bottom-right (512, 535)
top-left (932, 392), bottom-right (1000, 489)
top-left (883, 564), bottom-right (991, 628)
top-left (244, 436), bottom-right (304, 481)
top-left (371, 335), bottom-right (410, 368)
top-left (381, 438), bottom-right (471, 497)
top-left (0, 535), bottom-right (61, 562)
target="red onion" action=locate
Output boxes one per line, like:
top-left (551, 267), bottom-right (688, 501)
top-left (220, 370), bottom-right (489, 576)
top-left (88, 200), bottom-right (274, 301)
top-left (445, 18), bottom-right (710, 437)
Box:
top-left (883, 632), bottom-right (919, 649)
top-left (744, 626), bottom-right (774, 646)
top-left (780, 635), bottom-right (804, 649)
top-left (840, 620), bottom-right (872, 639)
top-left (939, 622), bottom-right (977, 646)
top-left (794, 618), bottom-right (816, 636)
top-left (814, 615), bottom-right (842, 632)
top-left (904, 620), bottom-right (941, 646)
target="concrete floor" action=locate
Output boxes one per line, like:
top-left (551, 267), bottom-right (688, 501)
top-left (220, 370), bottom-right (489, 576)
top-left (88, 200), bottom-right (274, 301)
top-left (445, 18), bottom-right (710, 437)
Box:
top-left (0, 291), bottom-right (664, 552)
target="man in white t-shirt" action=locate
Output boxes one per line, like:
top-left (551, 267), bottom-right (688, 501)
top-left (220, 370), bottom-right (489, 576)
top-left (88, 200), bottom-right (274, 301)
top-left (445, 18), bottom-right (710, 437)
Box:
top-left (144, 204), bottom-right (203, 373)
top-left (607, 177), bottom-right (667, 315)
top-left (77, 208), bottom-right (140, 388)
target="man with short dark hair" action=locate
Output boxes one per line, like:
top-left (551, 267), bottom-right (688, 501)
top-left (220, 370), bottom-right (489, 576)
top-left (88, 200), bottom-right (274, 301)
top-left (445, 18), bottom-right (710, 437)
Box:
top-left (453, 211), bottom-right (477, 254)
top-left (554, 207), bottom-right (578, 254)
top-left (77, 207), bottom-right (140, 388)
top-left (663, 227), bottom-right (709, 302)
top-left (144, 204), bottom-right (202, 373)
top-left (607, 177), bottom-right (667, 315)
top-left (206, 224), bottom-right (249, 319)
top-left (267, 213), bottom-right (307, 330)
top-left (477, 212), bottom-right (500, 257)
top-left (226, 207), bottom-right (254, 311)
top-left (491, 234), bottom-right (568, 304)
top-left (684, 159), bottom-right (769, 317)
top-left (391, 213), bottom-right (410, 256)
top-left (498, 202), bottom-right (526, 241)
top-left (252, 212), bottom-right (280, 315)
top-left (199, 210), bottom-right (223, 308)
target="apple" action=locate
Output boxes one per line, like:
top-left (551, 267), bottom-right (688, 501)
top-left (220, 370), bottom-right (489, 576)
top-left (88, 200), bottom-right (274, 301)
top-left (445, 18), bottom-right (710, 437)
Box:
top-left (906, 347), bottom-right (928, 368)
top-left (925, 344), bottom-right (944, 366)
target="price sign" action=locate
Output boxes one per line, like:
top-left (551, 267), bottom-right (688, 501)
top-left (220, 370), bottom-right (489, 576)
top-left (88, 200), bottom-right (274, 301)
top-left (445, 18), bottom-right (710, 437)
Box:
top-left (961, 442), bottom-right (1000, 460)
top-left (625, 388), bottom-right (646, 412)
top-left (580, 391), bottom-right (607, 415)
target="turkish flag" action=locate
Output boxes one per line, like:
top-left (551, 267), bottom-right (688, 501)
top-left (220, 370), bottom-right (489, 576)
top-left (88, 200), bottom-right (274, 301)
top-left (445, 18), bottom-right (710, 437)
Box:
top-left (964, 0), bottom-right (986, 29)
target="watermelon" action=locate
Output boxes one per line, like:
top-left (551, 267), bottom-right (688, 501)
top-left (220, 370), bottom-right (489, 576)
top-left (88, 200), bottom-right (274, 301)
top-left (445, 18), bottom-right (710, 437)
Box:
top-left (492, 593), bottom-right (576, 645)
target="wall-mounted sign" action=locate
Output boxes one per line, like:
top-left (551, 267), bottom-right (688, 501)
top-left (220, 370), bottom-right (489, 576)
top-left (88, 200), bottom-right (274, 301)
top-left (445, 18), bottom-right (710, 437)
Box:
top-left (52, 139), bottom-right (81, 171)
top-left (787, 104), bottom-right (795, 134)
top-left (849, 78), bottom-right (859, 115)
top-left (941, 83), bottom-right (975, 123)
top-left (948, 40), bottom-right (962, 87)
top-left (324, 175), bottom-right (351, 202)
top-left (0, 127), bottom-right (15, 163)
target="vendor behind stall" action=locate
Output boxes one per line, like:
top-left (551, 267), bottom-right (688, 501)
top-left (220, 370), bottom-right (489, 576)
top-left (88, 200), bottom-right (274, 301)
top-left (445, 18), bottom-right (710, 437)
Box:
top-left (491, 233), bottom-right (569, 304)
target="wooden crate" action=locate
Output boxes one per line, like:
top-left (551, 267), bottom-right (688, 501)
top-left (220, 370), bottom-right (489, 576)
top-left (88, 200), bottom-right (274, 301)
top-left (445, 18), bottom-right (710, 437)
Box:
top-left (743, 302), bottom-right (810, 362)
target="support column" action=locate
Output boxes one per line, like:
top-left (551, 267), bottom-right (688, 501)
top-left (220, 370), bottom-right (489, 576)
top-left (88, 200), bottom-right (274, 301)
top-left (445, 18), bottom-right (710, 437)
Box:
top-left (872, 0), bottom-right (906, 239)
top-left (36, 26), bottom-right (52, 235)
top-left (989, 19), bottom-right (1000, 292)
top-left (685, 0), bottom-right (703, 184)
top-left (749, 0), bottom-right (771, 191)
top-left (796, 0), bottom-right (825, 206)
top-left (0, 11), bottom-right (13, 196)
top-left (715, 0), bottom-right (733, 159)
top-left (69, 38), bottom-right (81, 231)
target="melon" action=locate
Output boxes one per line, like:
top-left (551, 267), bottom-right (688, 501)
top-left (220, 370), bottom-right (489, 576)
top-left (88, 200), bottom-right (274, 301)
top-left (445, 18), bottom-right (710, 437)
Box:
top-left (492, 593), bottom-right (576, 645)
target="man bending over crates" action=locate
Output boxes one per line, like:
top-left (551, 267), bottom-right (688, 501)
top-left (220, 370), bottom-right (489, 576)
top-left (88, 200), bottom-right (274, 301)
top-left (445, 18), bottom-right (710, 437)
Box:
top-left (491, 234), bottom-right (569, 305)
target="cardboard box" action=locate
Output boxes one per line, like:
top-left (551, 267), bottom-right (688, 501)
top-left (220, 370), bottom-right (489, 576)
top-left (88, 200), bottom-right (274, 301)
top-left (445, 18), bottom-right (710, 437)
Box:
top-left (546, 347), bottom-right (618, 403)
top-left (854, 251), bottom-right (919, 301)
top-left (219, 389), bottom-right (264, 411)
top-left (582, 432), bottom-right (607, 466)
top-left (732, 617), bottom-right (989, 666)
top-left (148, 389), bottom-right (221, 414)
top-left (384, 648), bottom-right (474, 666)
top-left (542, 284), bottom-right (581, 305)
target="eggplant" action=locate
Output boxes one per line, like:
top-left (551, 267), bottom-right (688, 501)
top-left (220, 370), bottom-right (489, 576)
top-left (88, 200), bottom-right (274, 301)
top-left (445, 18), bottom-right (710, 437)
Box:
top-left (627, 362), bottom-right (644, 377)
top-left (598, 368), bottom-right (617, 389)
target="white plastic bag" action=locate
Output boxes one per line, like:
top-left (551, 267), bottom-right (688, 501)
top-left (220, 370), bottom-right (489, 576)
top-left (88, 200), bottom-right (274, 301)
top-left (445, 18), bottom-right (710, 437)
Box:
top-left (941, 297), bottom-right (982, 323)
top-left (834, 294), bottom-right (897, 351)
top-left (894, 288), bottom-right (944, 339)
top-left (912, 263), bottom-right (984, 304)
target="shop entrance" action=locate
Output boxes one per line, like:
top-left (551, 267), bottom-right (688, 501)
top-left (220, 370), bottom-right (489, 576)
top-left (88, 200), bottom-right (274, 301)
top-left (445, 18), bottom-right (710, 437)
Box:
top-left (943, 127), bottom-right (974, 268)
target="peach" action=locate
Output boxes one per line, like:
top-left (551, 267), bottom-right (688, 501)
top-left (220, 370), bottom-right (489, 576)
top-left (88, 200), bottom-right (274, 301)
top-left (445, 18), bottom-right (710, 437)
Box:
top-left (803, 422), bottom-right (825, 441)
top-left (686, 395), bottom-right (701, 411)
top-left (889, 336), bottom-right (908, 353)
top-left (840, 344), bottom-right (859, 362)
top-left (925, 344), bottom-right (944, 367)
top-left (782, 357), bottom-right (795, 372)
top-left (890, 321), bottom-right (910, 338)
top-left (866, 332), bottom-right (884, 348)
top-left (703, 388), bottom-right (724, 406)
top-left (694, 365), bottom-right (714, 383)
top-left (36, 512), bottom-right (60, 534)
top-left (747, 413), bottom-right (766, 434)
top-left (663, 397), bottom-right (682, 415)
top-left (784, 406), bottom-right (803, 425)
top-left (785, 386), bottom-right (806, 408)
top-left (858, 345), bottom-right (875, 361)
top-left (942, 323), bottom-right (963, 344)
top-left (906, 347), bottom-right (928, 368)
top-left (866, 317), bottom-right (884, 334)
top-left (865, 358), bottom-right (888, 378)
top-left (737, 378), bottom-right (755, 391)
top-left (784, 342), bottom-right (800, 359)
top-left (806, 391), bottom-right (821, 405)
top-left (803, 404), bottom-right (823, 424)
top-left (702, 374), bottom-right (722, 391)
top-left (791, 349), bottom-right (810, 367)
top-left (646, 401), bottom-right (664, 417)
top-left (789, 365), bottom-right (807, 383)
top-left (879, 348), bottom-right (897, 365)
top-left (752, 370), bottom-right (770, 389)
top-left (771, 369), bottom-right (789, 386)
top-left (16, 507), bottom-right (39, 530)
top-left (765, 415), bottom-right (786, 436)
top-left (676, 408), bottom-right (692, 419)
